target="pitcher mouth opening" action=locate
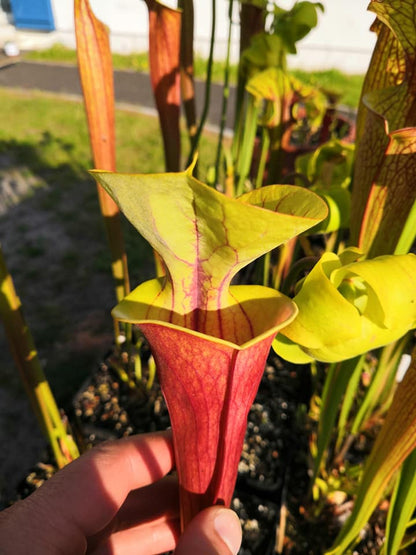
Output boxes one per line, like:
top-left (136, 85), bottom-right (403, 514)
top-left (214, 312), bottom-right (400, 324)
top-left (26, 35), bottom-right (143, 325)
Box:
top-left (113, 282), bottom-right (298, 348)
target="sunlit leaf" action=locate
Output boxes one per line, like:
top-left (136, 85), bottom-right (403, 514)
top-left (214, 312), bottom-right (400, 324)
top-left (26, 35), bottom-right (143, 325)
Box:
top-left (289, 76), bottom-right (327, 131)
top-left (394, 197), bottom-right (416, 255)
top-left (273, 249), bottom-right (416, 363)
top-left (93, 165), bottom-right (327, 338)
top-left (246, 67), bottom-right (292, 127)
top-left (75, 0), bottom-right (115, 172)
top-left (326, 351), bottom-right (416, 554)
top-left (145, 0), bottom-right (181, 171)
top-left (296, 140), bottom-right (355, 190)
top-left (240, 33), bottom-right (287, 80)
top-left (383, 448), bottom-right (416, 555)
top-left (306, 187), bottom-right (351, 233)
top-left (350, 0), bottom-right (416, 256)
top-left (74, 0), bottom-right (129, 302)
top-left (272, 1), bottom-right (324, 54)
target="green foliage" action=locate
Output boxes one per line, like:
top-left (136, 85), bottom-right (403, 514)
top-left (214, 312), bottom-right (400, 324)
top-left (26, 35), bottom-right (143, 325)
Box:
top-left (295, 140), bottom-right (354, 232)
top-left (312, 356), bottom-right (365, 480)
top-left (326, 353), bottom-right (416, 554)
top-left (296, 140), bottom-right (354, 190)
top-left (382, 448), bottom-right (416, 554)
top-left (350, 0), bottom-right (416, 257)
top-left (271, 1), bottom-right (324, 53)
top-left (273, 249), bottom-right (416, 363)
top-left (291, 68), bottom-right (364, 108)
top-left (7, 0), bottom-right (416, 551)
top-left (240, 34), bottom-right (288, 78)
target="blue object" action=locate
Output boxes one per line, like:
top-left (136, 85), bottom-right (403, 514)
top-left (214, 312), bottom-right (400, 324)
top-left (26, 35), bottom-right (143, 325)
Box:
top-left (9, 0), bottom-right (55, 31)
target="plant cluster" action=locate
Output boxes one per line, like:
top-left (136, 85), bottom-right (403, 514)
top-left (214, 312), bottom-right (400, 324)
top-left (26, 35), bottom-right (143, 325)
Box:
top-left (1, 0), bottom-right (416, 553)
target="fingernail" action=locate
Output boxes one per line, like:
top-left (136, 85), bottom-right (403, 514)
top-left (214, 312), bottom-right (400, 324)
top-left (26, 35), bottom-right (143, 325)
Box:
top-left (214, 509), bottom-right (242, 554)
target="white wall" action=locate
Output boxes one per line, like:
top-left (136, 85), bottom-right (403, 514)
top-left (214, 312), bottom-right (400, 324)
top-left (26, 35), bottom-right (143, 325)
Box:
top-left (285, 1), bottom-right (377, 73)
top-left (190, 0), bottom-right (377, 73)
top-left (49, 0), bottom-right (376, 73)
top-left (51, 0), bottom-right (150, 53)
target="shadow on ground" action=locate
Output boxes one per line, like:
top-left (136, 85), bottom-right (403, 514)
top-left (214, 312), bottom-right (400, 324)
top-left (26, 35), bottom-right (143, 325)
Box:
top-left (0, 135), bottom-right (154, 505)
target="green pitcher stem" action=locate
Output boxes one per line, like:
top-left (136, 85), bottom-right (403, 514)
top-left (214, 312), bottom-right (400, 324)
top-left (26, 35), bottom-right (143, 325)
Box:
top-left (36, 380), bottom-right (80, 466)
top-left (0, 246), bottom-right (79, 468)
top-left (254, 127), bottom-right (270, 190)
top-left (186, 0), bottom-right (216, 167)
top-left (213, 0), bottom-right (233, 187)
top-left (235, 95), bottom-right (260, 196)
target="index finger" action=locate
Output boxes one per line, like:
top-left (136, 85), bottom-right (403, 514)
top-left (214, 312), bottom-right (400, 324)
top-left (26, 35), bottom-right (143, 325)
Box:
top-left (29, 431), bottom-right (175, 551)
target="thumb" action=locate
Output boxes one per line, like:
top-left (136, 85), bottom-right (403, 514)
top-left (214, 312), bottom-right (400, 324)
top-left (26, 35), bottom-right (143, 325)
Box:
top-left (175, 506), bottom-right (242, 555)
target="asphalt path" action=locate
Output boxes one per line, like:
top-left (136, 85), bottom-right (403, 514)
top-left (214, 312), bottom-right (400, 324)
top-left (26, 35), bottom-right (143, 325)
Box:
top-left (0, 59), bottom-right (236, 131)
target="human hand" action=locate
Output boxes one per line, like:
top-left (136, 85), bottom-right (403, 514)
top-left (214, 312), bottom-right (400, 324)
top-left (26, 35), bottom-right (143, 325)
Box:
top-left (0, 431), bottom-right (242, 555)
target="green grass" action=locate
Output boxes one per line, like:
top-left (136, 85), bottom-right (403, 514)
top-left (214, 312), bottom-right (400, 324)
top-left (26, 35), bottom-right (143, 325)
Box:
top-left (24, 43), bottom-right (237, 82)
top-left (25, 43), bottom-right (150, 72)
top-left (25, 45), bottom-right (363, 108)
top-left (25, 44), bottom-right (79, 65)
top-left (0, 88), bottom-right (172, 175)
top-left (0, 87), bottom-right (217, 175)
